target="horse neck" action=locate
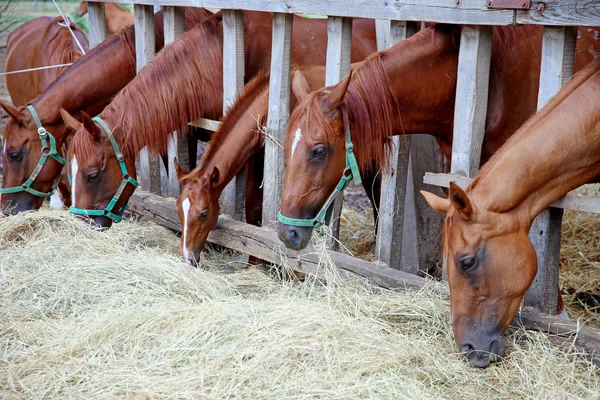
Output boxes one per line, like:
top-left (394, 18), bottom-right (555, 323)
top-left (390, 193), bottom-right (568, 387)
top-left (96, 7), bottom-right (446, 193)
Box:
top-left (469, 61), bottom-right (600, 223)
top-left (100, 19), bottom-right (224, 159)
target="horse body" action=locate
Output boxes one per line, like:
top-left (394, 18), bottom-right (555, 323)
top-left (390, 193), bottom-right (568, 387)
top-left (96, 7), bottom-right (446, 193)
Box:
top-left (422, 58), bottom-right (600, 368)
top-left (0, 7), bottom-right (213, 214)
top-left (76, 2), bottom-right (134, 35)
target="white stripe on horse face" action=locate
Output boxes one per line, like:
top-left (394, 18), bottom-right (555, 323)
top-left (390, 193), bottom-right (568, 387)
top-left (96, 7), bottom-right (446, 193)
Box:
top-left (49, 191), bottom-right (63, 209)
top-left (182, 197), bottom-right (190, 260)
top-left (71, 156), bottom-right (78, 207)
top-left (291, 128), bottom-right (302, 159)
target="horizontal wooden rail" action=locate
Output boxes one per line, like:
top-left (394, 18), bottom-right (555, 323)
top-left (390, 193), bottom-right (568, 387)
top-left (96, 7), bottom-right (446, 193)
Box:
top-left (189, 117), bottom-right (222, 132)
top-left (423, 172), bottom-right (600, 214)
top-left (89, 0), bottom-right (600, 26)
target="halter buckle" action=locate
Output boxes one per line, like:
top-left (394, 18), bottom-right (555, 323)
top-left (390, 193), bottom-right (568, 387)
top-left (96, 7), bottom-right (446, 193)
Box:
top-left (116, 153), bottom-right (124, 162)
top-left (38, 127), bottom-right (47, 137)
top-left (345, 142), bottom-right (354, 152)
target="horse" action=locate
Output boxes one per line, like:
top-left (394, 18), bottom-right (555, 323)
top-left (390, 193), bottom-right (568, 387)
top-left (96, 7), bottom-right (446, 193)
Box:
top-left (0, 7), bottom-right (213, 215)
top-left (76, 2), bottom-right (134, 35)
top-left (421, 58), bottom-right (600, 368)
top-left (3, 16), bottom-right (88, 210)
top-left (63, 13), bottom-right (376, 230)
top-left (276, 24), bottom-right (599, 251)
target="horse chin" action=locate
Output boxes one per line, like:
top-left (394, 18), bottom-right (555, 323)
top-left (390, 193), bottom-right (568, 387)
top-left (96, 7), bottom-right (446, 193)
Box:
top-left (277, 223), bottom-right (312, 251)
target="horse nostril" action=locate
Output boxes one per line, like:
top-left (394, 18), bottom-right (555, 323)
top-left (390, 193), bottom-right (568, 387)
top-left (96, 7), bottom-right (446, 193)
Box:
top-left (460, 341), bottom-right (474, 354)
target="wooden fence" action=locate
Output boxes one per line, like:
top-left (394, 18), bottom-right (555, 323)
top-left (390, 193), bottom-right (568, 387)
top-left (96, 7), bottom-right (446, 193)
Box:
top-left (85, 0), bottom-right (600, 342)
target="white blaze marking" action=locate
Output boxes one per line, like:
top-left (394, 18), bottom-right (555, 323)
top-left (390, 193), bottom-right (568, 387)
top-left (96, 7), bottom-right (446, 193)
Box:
top-left (291, 128), bottom-right (302, 158)
top-left (71, 156), bottom-right (78, 207)
top-left (49, 191), bottom-right (63, 209)
top-left (182, 197), bottom-right (190, 260)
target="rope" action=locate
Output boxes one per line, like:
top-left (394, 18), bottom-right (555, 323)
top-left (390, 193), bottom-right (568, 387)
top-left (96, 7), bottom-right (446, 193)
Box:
top-left (51, 0), bottom-right (87, 55)
top-left (0, 64), bottom-right (74, 76)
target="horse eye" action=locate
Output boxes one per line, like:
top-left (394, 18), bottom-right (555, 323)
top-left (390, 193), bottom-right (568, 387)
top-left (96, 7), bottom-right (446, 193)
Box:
top-left (8, 151), bottom-right (22, 162)
top-left (86, 172), bottom-right (100, 183)
top-left (312, 145), bottom-right (327, 159)
top-left (198, 209), bottom-right (208, 220)
top-left (458, 256), bottom-right (477, 270)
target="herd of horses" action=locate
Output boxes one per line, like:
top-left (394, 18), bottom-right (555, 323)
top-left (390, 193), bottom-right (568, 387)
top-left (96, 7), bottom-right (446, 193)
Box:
top-left (1, 5), bottom-right (599, 369)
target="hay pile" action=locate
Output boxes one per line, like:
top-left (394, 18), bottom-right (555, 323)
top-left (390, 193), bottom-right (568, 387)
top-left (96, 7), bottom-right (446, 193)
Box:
top-left (1, 210), bottom-right (599, 398)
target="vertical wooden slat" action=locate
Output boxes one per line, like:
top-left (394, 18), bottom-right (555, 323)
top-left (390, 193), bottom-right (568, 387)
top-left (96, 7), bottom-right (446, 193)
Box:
top-left (525, 26), bottom-right (577, 315)
top-left (325, 16), bottom-right (353, 247)
top-left (134, 5), bottom-right (161, 195)
top-left (87, 2), bottom-right (108, 48)
top-left (262, 13), bottom-right (294, 226)
top-left (163, 6), bottom-right (187, 198)
top-left (220, 10), bottom-right (246, 220)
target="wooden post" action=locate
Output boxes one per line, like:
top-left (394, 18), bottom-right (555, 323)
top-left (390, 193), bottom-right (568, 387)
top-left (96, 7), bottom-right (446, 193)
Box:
top-left (134, 5), bottom-right (161, 195)
top-left (163, 6), bottom-right (187, 198)
top-left (87, 2), bottom-right (108, 48)
top-left (325, 16), bottom-right (352, 248)
top-left (525, 26), bottom-right (577, 315)
top-left (220, 10), bottom-right (246, 220)
top-left (262, 13), bottom-right (293, 226)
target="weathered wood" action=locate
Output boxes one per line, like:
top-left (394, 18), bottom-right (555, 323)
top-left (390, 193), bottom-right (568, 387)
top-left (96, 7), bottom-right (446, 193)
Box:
top-left (163, 6), bottom-right (187, 198)
top-left (325, 16), bottom-right (352, 248)
top-left (525, 26), bottom-right (577, 315)
top-left (220, 9), bottom-right (246, 220)
top-left (516, 0), bottom-right (600, 27)
top-left (262, 13), bottom-right (293, 226)
top-left (87, 2), bottom-right (108, 47)
top-left (134, 4), bottom-right (161, 195)
top-left (423, 172), bottom-right (600, 213)
top-left (450, 25), bottom-right (493, 178)
top-left (189, 118), bottom-right (222, 131)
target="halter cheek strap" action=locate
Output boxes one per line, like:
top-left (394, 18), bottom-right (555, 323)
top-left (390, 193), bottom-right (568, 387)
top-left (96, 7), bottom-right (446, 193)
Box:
top-left (277, 125), bottom-right (362, 229)
top-left (69, 117), bottom-right (138, 223)
top-left (0, 105), bottom-right (65, 198)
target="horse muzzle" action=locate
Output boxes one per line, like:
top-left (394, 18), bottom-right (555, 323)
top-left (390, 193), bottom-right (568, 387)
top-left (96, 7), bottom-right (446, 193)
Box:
top-left (458, 332), bottom-right (507, 368)
top-left (277, 223), bottom-right (312, 250)
top-left (1, 194), bottom-right (40, 216)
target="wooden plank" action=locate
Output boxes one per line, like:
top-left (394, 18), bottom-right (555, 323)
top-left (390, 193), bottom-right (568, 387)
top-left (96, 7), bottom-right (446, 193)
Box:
top-left (525, 26), bottom-right (577, 315)
top-left (220, 9), bottom-right (246, 220)
top-left (324, 16), bottom-right (352, 248)
top-left (134, 4), bottom-right (161, 195)
top-left (87, 2), bottom-right (108, 47)
top-left (189, 118), bottom-right (222, 131)
top-left (163, 6), bottom-right (187, 198)
top-left (423, 172), bottom-right (600, 213)
top-left (262, 13), bottom-right (294, 226)
top-left (517, 0), bottom-right (600, 27)
top-left (450, 25), bottom-right (493, 178)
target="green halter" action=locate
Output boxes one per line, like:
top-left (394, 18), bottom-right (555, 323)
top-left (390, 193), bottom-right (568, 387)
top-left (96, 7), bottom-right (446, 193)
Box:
top-left (69, 117), bottom-right (138, 223)
top-left (0, 105), bottom-right (65, 198)
top-left (277, 126), bottom-right (362, 228)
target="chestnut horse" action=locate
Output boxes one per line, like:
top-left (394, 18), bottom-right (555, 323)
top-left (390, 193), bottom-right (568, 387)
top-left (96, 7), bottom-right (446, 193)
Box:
top-left (277, 24), bottom-right (599, 251)
top-left (2, 16), bottom-right (88, 209)
top-left (421, 58), bottom-right (600, 367)
top-left (0, 7), bottom-right (213, 215)
top-left (63, 14), bottom-right (376, 229)
top-left (76, 2), bottom-right (134, 35)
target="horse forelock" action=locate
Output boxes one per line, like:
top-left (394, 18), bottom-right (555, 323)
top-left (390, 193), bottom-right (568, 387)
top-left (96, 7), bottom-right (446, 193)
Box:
top-left (69, 124), bottom-right (101, 165)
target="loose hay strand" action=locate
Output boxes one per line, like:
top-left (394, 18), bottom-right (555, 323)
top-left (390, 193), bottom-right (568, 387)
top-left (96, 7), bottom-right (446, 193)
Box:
top-left (0, 209), bottom-right (598, 399)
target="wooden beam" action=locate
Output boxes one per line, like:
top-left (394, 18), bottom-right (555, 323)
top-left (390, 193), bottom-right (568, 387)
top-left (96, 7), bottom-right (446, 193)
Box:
top-left (163, 6), bottom-right (187, 198)
top-left (220, 9), bottom-right (246, 220)
top-left (324, 16), bottom-right (353, 248)
top-left (262, 13), bottom-right (294, 226)
top-left (134, 4), bottom-right (161, 195)
top-left (516, 0), bottom-right (600, 26)
top-left (87, 2), bottom-right (108, 47)
top-left (525, 26), bottom-right (577, 315)
top-left (189, 118), bottom-right (222, 131)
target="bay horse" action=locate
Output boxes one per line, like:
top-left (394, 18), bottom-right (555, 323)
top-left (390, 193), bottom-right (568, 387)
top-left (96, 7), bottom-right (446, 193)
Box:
top-left (0, 7), bottom-right (213, 215)
top-left (3, 16), bottom-right (88, 210)
top-left (63, 13), bottom-right (376, 229)
top-left (277, 24), bottom-right (598, 250)
top-left (76, 2), bottom-right (134, 35)
top-left (421, 58), bottom-right (600, 367)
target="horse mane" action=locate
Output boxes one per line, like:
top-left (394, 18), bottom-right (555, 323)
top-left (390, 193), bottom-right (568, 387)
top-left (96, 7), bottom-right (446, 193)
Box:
top-left (46, 17), bottom-right (88, 75)
top-left (95, 15), bottom-right (224, 159)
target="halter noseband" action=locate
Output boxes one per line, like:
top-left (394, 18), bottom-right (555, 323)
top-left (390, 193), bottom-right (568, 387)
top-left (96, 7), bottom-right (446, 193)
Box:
top-left (0, 105), bottom-right (65, 198)
top-left (69, 117), bottom-right (138, 223)
top-left (277, 125), bottom-right (362, 229)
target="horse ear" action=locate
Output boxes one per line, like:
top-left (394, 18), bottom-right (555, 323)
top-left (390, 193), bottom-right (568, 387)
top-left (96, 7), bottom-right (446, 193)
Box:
top-left (174, 157), bottom-right (189, 182)
top-left (324, 70), bottom-right (352, 110)
top-left (210, 166), bottom-right (220, 188)
top-left (59, 108), bottom-right (81, 133)
top-left (80, 111), bottom-right (100, 140)
top-left (421, 190), bottom-right (450, 215)
top-left (291, 70), bottom-right (311, 102)
top-left (0, 100), bottom-right (24, 122)
top-left (76, 2), bottom-right (88, 17)
top-left (449, 182), bottom-right (473, 220)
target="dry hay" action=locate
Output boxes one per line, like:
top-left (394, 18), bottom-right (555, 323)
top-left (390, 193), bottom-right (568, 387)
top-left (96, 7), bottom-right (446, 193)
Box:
top-left (1, 209), bottom-right (599, 399)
